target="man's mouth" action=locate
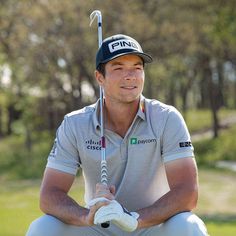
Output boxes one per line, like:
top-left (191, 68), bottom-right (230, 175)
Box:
top-left (120, 86), bottom-right (137, 90)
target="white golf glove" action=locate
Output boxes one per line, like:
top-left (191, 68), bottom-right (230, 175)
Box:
top-left (94, 200), bottom-right (139, 232)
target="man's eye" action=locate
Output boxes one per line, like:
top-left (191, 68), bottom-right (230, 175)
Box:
top-left (114, 67), bottom-right (122, 70)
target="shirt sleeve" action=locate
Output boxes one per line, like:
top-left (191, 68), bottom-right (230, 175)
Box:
top-left (46, 115), bottom-right (80, 175)
top-left (162, 107), bottom-right (194, 163)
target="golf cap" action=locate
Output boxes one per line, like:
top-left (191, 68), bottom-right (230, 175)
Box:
top-left (96, 34), bottom-right (153, 69)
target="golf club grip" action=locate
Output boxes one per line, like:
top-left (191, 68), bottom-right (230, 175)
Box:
top-left (101, 160), bottom-right (110, 228)
top-left (101, 222), bottom-right (110, 228)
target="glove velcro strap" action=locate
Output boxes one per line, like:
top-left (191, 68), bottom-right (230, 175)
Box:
top-left (121, 205), bottom-right (139, 219)
top-left (121, 205), bottom-right (132, 216)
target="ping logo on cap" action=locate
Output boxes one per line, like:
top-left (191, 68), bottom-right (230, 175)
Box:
top-left (108, 39), bottom-right (140, 53)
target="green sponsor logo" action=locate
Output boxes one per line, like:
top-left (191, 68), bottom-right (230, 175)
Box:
top-left (130, 137), bottom-right (157, 145)
top-left (130, 137), bottom-right (138, 145)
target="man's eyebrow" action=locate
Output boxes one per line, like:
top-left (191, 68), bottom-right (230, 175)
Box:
top-left (110, 61), bottom-right (144, 66)
top-left (134, 61), bottom-right (144, 66)
top-left (110, 61), bottom-right (123, 66)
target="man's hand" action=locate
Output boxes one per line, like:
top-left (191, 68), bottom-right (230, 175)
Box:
top-left (85, 183), bottom-right (116, 226)
top-left (85, 197), bottom-right (110, 226)
top-left (95, 183), bottom-right (116, 200)
top-left (94, 200), bottom-right (139, 232)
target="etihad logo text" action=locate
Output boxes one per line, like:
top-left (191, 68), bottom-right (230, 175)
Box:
top-left (86, 139), bottom-right (101, 150)
top-left (130, 137), bottom-right (157, 145)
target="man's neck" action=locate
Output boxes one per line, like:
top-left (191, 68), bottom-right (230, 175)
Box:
top-left (104, 99), bottom-right (140, 138)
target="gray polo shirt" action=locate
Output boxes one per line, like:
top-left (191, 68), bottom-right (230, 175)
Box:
top-left (47, 96), bottom-right (194, 211)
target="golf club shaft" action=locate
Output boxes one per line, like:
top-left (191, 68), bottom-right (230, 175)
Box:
top-left (90, 10), bottom-right (109, 228)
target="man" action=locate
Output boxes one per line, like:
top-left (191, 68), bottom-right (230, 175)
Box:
top-left (26, 34), bottom-right (208, 235)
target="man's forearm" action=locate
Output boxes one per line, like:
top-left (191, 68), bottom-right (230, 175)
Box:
top-left (137, 186), bottom-right (198, 229)
top-left (40, 188), bottom-right (89, 226)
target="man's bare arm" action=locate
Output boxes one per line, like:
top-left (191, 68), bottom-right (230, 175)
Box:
top-left (40, 168), bottom-right (97, 226)
top-left (137, 157), bottom-right (198, 228)
top-left (40, 168), bottom-right (115, 227)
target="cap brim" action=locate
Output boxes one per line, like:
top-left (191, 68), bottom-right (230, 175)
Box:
top-left (99, 51), bottom-right (153, 66)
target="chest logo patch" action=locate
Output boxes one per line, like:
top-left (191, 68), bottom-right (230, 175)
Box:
top-left (85, 139), bottom-right (101, 150)
top-left (130, 138), bottom-right (138, 145)
top-left (130, 137), bottom-right (157, 145)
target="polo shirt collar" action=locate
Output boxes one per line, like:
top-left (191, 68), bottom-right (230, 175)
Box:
top-left (137, 95), bottom-right (146, 121)
top-left (93, 100), bottom-right (101, 130)
top-left (93, 95), bottom-right (146, 130)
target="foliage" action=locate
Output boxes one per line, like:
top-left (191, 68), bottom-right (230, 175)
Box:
top-left (0, 109), bottom-right (235, 180)
top-left (194, 124), bottom-right (236, 166)
top-left (0, 132), bottom-right (51, 179)
top-left (186, 108), bottom-right (236, 133)
top-left (0, 0), bottom-right (236, 138)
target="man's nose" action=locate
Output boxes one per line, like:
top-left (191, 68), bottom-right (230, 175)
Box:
top-left (124, 69), bottom-right (136, 79)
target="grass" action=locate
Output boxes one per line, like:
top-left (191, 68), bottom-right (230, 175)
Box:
top-left (195, 168), bottom-right (236, 236)
top-left (0, 178), bottom-right (84, 236)
top-left (0, 181), bottom-right (41, 236)
top-left (0, 168), bottom-right (236, 236)
top-left (206, 222), bottom-right (236, 236)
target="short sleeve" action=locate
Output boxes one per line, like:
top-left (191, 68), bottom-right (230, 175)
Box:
top-left (46, 116), bottom-right (80, 175)
top-left (162, 108), bottom-right (194, 162)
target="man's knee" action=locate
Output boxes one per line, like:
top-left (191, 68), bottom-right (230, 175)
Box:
top-left (26, 215), bottom-right (66, 236)
top-left (163, 212), bottom-right (209, 236)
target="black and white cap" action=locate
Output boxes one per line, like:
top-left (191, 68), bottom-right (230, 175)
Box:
top-left (96, 34), bottom-right (153, 69)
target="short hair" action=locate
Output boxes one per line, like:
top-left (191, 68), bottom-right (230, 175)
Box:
top-left (96, 63), bottom-right (106, 77)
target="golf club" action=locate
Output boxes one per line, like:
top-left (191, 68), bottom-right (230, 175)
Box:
top-left (90, 10), bottom-right (110, 228)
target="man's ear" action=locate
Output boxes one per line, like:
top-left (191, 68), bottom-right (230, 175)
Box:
top-left (95, 70), bottom-right (105, 86)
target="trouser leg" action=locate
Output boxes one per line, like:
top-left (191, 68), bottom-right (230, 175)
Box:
top-left (26, 212), bottom-right (208, 236)
top-left (26, 215), bottom-right (68, 236)
top-left (25, 214), bottom-right (124, 236)
top-left (159, 212), bottom-right (208, 236)
top-left (132, 212), bottom-right (208, 236)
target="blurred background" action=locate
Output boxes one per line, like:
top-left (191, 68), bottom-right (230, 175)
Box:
top-left (0, 0), bottom-right (236, 235)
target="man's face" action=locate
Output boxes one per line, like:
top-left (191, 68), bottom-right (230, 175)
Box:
top-left (96, 54), bottom-right (145, 104)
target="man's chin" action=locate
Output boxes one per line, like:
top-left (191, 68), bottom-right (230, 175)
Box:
top-left (119, 95), bottom-right (140, 104)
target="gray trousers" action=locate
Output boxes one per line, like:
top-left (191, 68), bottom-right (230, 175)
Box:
top-left (26, 212), bottom-right (208, 236)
